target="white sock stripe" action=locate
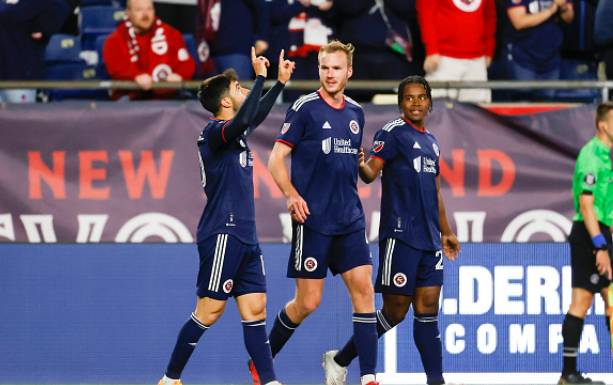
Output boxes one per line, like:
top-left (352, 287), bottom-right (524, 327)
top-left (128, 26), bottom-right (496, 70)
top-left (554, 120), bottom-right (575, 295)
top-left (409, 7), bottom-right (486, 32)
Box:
top-left (562, 352), bottom-right (578, 357)
top-left (353, 316), bottom-right (378, 323)
top-left (414, 316), bottom-right (438, 322)
top-left (242, 320), bottom-right (266, 327)
top-left (191, 313), bottom-right (209, 330)
top-left (377, 310), bottom-right (392, 331)
top-left (277, 311), bottom-right (297, 330)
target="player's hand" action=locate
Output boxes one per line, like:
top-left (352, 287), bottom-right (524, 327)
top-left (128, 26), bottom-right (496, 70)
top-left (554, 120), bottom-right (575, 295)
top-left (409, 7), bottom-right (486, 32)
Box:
top-left (135, 73), bottom-right (153, 90)
top-left (255, 40), bottom-right (269, 56)
top-left (423, 54), bottom-right (441, 73)
top-left (317, 0), bottom-right (333, 11)
top-left (442, 233), bottom-right (460, 261)
top-left (287, 193), bottom-right (310, 223)
top-left (278, 49), bottom-right (296, 84)
top-left (485, 56), bottom-right (492, 68)
top-left (553, 0), bottom-right (567, 6)
top-left (358, 147), bottom-right (366, 168)
top-left (251, 46), bottom-right (270, 78)
top-left (595, 249), bottom-right (613, 280)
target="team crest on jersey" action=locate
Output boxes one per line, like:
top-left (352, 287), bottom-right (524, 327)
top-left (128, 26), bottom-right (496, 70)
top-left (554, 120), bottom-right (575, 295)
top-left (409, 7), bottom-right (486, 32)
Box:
top-left (432, 143), bottom-right (440, 156)
top-left (584, 172), bottom-right (596, 187)
top-left (304, 257), bottom-right (318, 272)
top-left (452, 0), bottom-right (482, 12)
top-left (373, 141), bottom-right (385, 153)
top-left (322, 137), bottom-right (331, 154)
top-left (393, 273), bottom-right (407, 287)
top-left (281, 123), bottom-right (291, 134)
top-left (222, 279), bottom-right (234, 293)
top-left (349, 120), bottom-right (360, 134)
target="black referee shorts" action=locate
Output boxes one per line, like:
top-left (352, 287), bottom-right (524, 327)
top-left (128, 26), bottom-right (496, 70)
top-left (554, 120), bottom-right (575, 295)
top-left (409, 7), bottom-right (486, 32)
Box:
top-left (568, 221), bottom-right (612, 293)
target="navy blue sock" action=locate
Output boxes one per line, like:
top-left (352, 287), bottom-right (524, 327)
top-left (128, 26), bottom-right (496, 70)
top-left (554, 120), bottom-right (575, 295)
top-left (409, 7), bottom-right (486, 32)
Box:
top-left (268, 308), bottom-right (300, 358)
top-left (352, 312), bottom-right (378, 377)
top-left (166, 313), bottom-right (209, 379)
top-left (414, 313), bottom-right (444, 384)
top-left (562, 313), bottom-right (584, 376)
top-left (243, 319), bottom-right (276, 385)
top-left (335, 310), bottom-right (395, 367)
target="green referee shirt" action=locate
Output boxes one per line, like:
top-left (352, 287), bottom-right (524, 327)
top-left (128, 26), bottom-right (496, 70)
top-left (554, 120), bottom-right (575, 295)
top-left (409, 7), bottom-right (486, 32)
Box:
top-left (572, 137), bottom-right (613, 227)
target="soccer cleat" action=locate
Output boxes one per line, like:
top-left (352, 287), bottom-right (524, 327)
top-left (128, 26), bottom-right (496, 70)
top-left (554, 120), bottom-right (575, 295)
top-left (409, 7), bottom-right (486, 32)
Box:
top-left (558, 372), bottom-right (605, 384)
top-left (321, 350), bottom-right (348, 385)
top-left (248, 358), bottom-right (261, 385)
top-left (158, 377), bottom-right (182, 385)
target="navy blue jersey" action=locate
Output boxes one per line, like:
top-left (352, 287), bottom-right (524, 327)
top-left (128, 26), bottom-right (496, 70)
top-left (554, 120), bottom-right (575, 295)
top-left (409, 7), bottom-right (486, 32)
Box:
top-left (196, 119), bottom-right (257, 244)
top-left (369, 117), bottom-right (441, 251)
top-left (503, 0), bottom-right (566, 71)
top-left (277, 90), bottom-right (366, 235)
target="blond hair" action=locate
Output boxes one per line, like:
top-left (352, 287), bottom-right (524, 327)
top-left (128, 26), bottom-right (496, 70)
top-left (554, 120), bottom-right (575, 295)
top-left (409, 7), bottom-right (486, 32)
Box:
top-left (318, 40), bottom-right (355, 68)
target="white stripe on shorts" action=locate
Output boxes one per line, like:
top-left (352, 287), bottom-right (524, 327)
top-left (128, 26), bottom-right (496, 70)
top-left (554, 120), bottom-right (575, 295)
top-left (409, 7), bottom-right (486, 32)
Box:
top-left (294, 224), bottom-right (303, 271)
top-left (382, 238), bottom-right (395, 286)
top-left (208, 234), bottom-right (228, 292)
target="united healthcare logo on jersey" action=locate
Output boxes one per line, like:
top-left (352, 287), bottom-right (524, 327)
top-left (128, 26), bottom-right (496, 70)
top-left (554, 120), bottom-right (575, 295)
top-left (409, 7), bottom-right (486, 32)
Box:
top-left (322, 138), bottom-right (331, 154)
top-left (413, 156), bottom-right (437, 173)
top-left (239, 151), bottom-right (254, 168)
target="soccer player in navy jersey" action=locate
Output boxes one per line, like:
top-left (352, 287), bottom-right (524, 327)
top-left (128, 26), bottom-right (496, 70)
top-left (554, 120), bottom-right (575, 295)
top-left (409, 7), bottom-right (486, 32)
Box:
top-left (249, 40), bottom-right (378, 385)
top-left (157, 47), bottom-right (295, 385)
top-left (321, 76), bottom-right (461, 385)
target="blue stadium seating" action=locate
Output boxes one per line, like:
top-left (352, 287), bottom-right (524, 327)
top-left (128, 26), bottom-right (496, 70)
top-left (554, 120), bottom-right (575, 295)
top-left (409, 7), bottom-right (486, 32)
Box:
top-left (95, 34), bottom-right (112, 80)
top-left (182, 34), bottom-right (199, 76)
top-left (45, 34), bottom-right (84, 64)
top-left (81, 6), bottom-right (125, 50)
top-left (554, 59), bottom-right (600, 102)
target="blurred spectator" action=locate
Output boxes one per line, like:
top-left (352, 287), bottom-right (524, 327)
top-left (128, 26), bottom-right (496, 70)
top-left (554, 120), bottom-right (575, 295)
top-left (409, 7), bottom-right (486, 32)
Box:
top-left (103, 0), bottom-right (196, 100)
top-left (595, 0), bottom-right (613, 85)
top-left (268, 0), bottom-right (335, 100)
top-left (333, 0), bottom-right (420, 101)
top-left (195, 0), bottom-right (269, 79)
top-left (152, 0), bottom-right (197, 34)
top-left (59, 0), bottom-right (81, 36)
top-left (0, 0), bottom-right (70, 102)
top-left (416, 0), bottom-right (497, 103)
top-left (502, 0), bottom-right (574, 99)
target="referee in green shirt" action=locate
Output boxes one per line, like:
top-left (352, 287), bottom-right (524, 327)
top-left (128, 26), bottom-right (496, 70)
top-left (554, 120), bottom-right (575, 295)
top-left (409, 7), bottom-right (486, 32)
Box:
top-left (560, 102), bottom-right (613, 384)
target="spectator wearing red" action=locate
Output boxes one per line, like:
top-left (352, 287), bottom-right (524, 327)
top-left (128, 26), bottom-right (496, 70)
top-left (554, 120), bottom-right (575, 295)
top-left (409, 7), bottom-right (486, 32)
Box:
top-left (103, 0), bottom-right (195, 100)
top-left (416, 0), bottom-right (497, 103)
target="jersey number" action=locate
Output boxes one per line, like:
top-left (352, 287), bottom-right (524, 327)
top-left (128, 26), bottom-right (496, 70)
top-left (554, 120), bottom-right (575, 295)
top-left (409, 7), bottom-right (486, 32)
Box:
top-left (435, 250), bottom-right (444, 270)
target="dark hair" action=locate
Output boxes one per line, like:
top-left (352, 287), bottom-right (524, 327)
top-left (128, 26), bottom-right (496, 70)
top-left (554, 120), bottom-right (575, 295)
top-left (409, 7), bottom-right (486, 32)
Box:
top-left (595, 101), bottom-right (613, 130)
top-left (197, 69), bottom-right (239, 115)
top-left (397, 75), bottom-right (433, 112)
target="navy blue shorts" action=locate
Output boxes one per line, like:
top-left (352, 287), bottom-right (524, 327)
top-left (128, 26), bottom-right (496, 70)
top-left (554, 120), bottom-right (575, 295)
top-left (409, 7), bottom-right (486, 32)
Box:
top-left (287, 224), bottom-right (371, 279)
top-left (375, 237), bottom-right (444, 296)
top-left (196, 234), bottom-right (267, 300)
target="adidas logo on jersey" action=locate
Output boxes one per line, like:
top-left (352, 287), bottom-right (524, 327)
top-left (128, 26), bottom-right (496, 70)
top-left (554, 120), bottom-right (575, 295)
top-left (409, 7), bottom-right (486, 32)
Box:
top-left (322, 121), bottom-right (331, 129)
top-left (413, 141), bottom-right (421, 149)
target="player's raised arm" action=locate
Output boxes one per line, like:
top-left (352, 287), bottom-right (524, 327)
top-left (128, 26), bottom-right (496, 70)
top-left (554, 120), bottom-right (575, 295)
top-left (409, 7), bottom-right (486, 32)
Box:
top-left (268, 141), bottom-right (310, 223)
top-left (358, 147), bottom-right (384, 184)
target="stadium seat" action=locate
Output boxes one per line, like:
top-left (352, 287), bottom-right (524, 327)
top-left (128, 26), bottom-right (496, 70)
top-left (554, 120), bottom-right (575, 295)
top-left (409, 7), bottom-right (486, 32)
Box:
top-left (555, 59), bottom-right (600, 102)
top-left (183, 34), bottom-right (199, 76)
top-left (81, 6), bottom-right (125, 50)
top-left (45, 34), bottom-right (84, 64)
top-left (95, 34), bottom-right (111, 80)
top-left (44, 63), bottom-right (109, 101)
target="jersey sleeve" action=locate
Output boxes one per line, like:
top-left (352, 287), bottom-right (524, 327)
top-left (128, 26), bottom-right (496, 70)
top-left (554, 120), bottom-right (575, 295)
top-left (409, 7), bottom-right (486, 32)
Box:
top-left (276, 103), bottom-right (306, 147)
top-left (575, 151), bottom-right (600, 195)
top-left (368, 128), bottom-right (398, 163)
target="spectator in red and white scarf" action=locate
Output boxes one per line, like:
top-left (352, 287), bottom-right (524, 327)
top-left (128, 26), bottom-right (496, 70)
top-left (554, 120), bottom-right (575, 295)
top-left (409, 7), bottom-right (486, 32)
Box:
top-left (103, 0), bottom-right (196, 100)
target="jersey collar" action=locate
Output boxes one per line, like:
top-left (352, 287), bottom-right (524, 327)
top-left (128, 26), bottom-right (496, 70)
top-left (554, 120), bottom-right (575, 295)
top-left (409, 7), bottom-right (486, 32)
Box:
top-left (401, 116), bottom-right (426, 133)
